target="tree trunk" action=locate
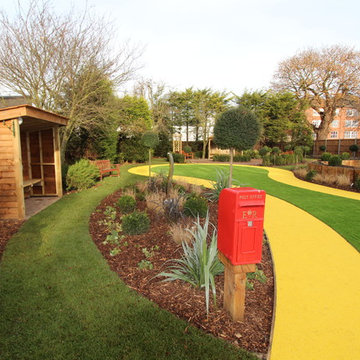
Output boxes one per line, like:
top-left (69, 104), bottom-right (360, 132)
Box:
top-left (316, 109), bottom-right (334, 140)
top-left (228, 148), bottom-right (233, 188)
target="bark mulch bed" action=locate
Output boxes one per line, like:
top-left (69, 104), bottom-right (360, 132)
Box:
top-left (89, 189), bottom-right (274, 358)
top-left (0, 220), bottom-right (24, 260)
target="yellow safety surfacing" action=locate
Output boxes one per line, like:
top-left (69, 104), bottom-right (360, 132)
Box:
top-left (129, 164), bottom-right (360, 360)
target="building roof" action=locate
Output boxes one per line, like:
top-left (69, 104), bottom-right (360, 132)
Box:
top-left (0, 104), bottom-right (68, 131)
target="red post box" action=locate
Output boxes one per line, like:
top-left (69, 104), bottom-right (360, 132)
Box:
top-left (218, 187), bottom-right (266, 265)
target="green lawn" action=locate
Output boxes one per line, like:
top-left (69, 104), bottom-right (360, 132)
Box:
top-left (153, 164), bottom-right (360, 252)
top-left (0, 164), bottom-right (256, 360)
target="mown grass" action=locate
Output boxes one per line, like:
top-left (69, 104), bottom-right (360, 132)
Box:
top-left (153, 164), bottom-right (360, 252)
top-left (0, 164), bottom-right (256, 360)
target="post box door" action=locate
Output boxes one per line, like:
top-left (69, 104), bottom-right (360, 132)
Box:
top-left (234, 219), bottom-right (263, 264)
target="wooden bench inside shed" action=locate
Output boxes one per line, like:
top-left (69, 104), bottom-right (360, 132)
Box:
top-left (91, 160), bottom-right (120, 180)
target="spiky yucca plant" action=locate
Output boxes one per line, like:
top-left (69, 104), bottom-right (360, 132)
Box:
top-left (159, 213), bottom-right (224, 314)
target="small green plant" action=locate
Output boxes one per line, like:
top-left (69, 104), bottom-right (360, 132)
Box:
top-left (117, 195), bottom-right (136, 214)
top-left (142, 245), bottom-right (159, 259)
top-left (102, 230), bottom-right (120, 245)
top-left (246, 267), bottom-right (267, 290)
top-left (205, 169), bottom-right (229, 202)
top-left (172, 153), bottom-right (185, 163)
top-left (305, 170), bottom-right (317, 181)
top-left (66, 159), bottom-right (100, 191)
top-left (122, 211), bottom-right (150, 235)
top-left (104, 206), bottom-right (117, 220)
top-left (341, 152), bottom-right (350, 160)
top-left (163, 197), bottom-right (184, 222)
top-left (138, 259), bottom-right (153, 270)
top-left (110, 248), bottom-right (121, 257)
top-left (328, 155), bottom-right (342, 167)
top-left (319, 145), bottom-right (326, 152)
top-left (158, 213), bottom-right (224, 314)
top-left (184, 196), bottom-right (208, 218)
top-left (320, 152), bottom-right (332, 161)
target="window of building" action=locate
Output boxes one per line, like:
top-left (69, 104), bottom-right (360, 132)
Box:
top-left (345, 120), bottom-right (359, 127)
top-left (331, 120), bottom-right (339, 128)
top-left (346, 109), bottom-right (357, 117)
top-left (344, 131), bottom-right (358, 139)
top-left (312, 120), bottom-right (321, 128)
top-left (330, 131), bottom-right (338, 138)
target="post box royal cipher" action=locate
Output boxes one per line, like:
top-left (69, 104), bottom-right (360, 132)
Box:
top-left (218, 187), bottom-right (266, 265)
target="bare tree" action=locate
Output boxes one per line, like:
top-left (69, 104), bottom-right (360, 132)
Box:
top-left (272, 45), bottom-right (360, 140)
top-left (0, 0), bottom-right (141, 154)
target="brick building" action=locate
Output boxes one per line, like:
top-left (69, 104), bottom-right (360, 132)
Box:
top-left (305, 107), bottom-right (360, 140)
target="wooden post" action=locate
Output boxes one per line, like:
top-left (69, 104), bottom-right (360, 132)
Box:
top-left (53, 127), bottom-right (63, 197)
top-left (218, 252), bottom-right (256, 322)
top-left (13, 119), bottom-right (25, 219)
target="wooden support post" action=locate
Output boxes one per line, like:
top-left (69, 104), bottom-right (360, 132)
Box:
top-left (218, 252), bottom-right (256, 322)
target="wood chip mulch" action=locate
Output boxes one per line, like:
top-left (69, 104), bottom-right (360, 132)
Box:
top-left (89, 189), bottom-right (274, 358)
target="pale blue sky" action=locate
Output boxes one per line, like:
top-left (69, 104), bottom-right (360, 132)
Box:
top-left (4, 0), bottom-right (360, 95)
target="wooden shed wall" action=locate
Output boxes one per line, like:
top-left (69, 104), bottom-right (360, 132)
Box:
top-left (0, 121), bottom-right (21, 219)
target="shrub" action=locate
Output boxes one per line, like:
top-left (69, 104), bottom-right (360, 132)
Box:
top-left (183, 145), bottom-right (192, 153)
top-left (272, 146), bottom-right (281, 155)
top-left (328, 155), bottom-right (342, 167)
top-left (319, 145), bottom-right (326, 151)
top-left (172, 153), bottom-right (185, 163)
top-left (312, 173), bottom-right (325, 183)
top-left (184, 196), bottom-right (208, 218)
top-left (322, 174), bottom-right (336, 185)
top-left (117, 195), bottom-right (136, 214)
top-left (119, 135), bottom-right (147, 163)
top-left (273, 155), bottom-right (285, 166)
top-left (335, 174), bottom-right (351, 187)
top-left (293, 168), bottom-right (307, 179)
top-left (341, 152), bottom-right (350, 160)
top-left (294, 146), bottom-right (304, 163)
top-left (212, 154), bottom-right (230, 162)
top-left (145, 192), bottom-right (166, 214)
top-left (66, 159), bottom-right (100, 191)
top-left (147, 173), bottom-right (167, 193)
top-left (233, 154), bottom-right (251, 162)
top-left (262, 155), bottom-right (271, 166)
top-left (303, 145), bottom-right (311, 157)
top-left (349, 144), bottom-right (359, 153)
top-left (259, 146), bottom-right (271, 156)
top-left (168, 222), bottom-right (193, 244)
top-left (354, 177), bottom-right (360, 190)
top-left (320, 152), bottom-right (332, 161)
top-left (121, 211), bottom-right (150, 235)
top-left (305, 170), bottom-right (317, 181)
top-left (159, 213), bottom-right (224, 314)
top-left (194, 151), bottom-right (203, 158)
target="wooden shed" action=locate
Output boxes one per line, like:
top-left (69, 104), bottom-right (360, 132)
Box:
top-left (0, 105), bottom-right (68, 220)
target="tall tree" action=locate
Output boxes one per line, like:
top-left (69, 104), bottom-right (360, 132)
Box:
top-left (237, 90), bottom-right (313, 147)
top-left (272, 45), bottom-right (360, 140)
top-left (0, 0), bottom-right (140, 154)
top-left (214, 106), bottom-right (261, 186)
top-left (193, 89), bottom-right (230, 159)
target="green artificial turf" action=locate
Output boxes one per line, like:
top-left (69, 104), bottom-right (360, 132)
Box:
top-left (153, 164), bottom-right (360, 252)
top-left (0, 164), bottom-right (256, 360)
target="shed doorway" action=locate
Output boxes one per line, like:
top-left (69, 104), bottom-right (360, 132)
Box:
top-left (0, 105), bottom-right (68, 220)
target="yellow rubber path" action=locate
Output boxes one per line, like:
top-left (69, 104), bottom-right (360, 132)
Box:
top-left (129, 164), bottom-right (360, 360)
